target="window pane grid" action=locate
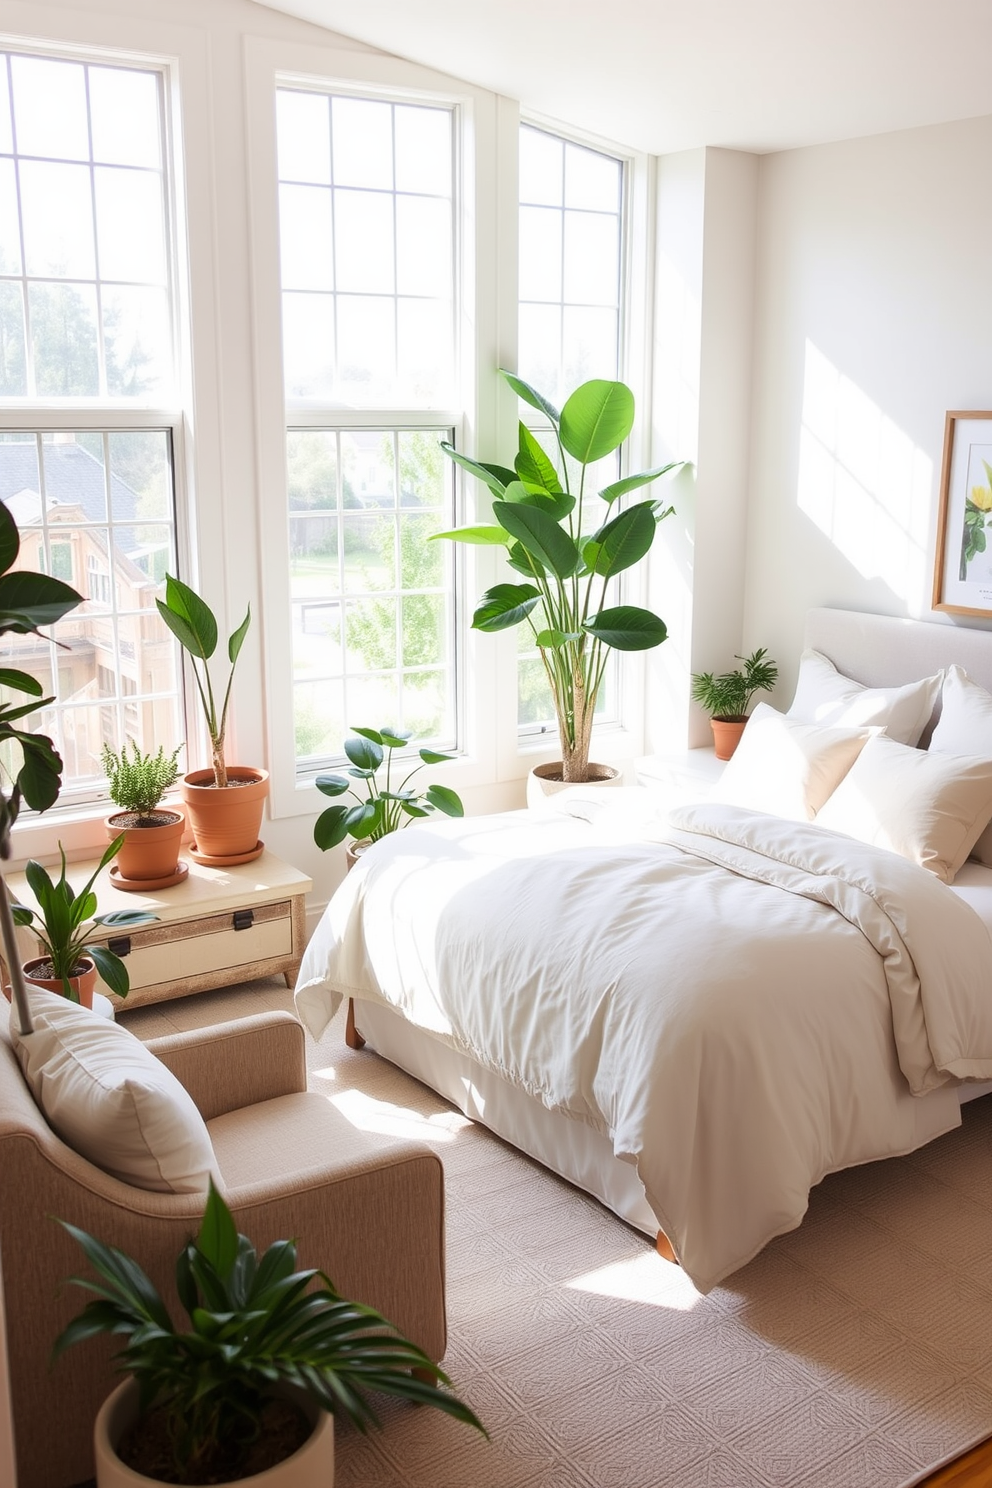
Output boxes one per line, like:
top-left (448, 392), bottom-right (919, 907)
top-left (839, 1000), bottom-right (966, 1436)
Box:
top-left (0, 50), bottom-right (173, 402)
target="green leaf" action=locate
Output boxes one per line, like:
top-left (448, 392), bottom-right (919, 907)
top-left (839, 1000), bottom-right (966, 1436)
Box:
top-left (506, 540), bottom-right (544, 577)
top-left (499, 369), bottom-right (560, 426)
top-left (228, 605), bottom-right (251, 665)
top-left (314, 805), bottom-right (350, 850)
top-left (472, 584), bottom-right (540, 632)
top-left (425, 784), bottom-right (464, 817)
top-left (350, 726), bottom-right (384, 746)
top-left (344, 736), bottom-right (383, 772)
top-left (346, 800), bottom-right (382, 838)
top-left (431, 525), bottom-right (510, 545)
top-left (0, 503), bottom-right (19, 575)
top-left (515, 425), bottom-right (563, 494)
top-left (588, 503), bottom-right (657, 579)
top-left (377, 729), bottom-right (411, 748)
top-left (583, 605), bottom-right (668, 651)
top-left (502, 480), bottom-right (575, 522)
top-left (0, 668), bottom-right (43, 696)
top-left (492, 501), bottom-right (579, 579)
top-left (534, 629), bottom-right (579, 649)
top-left (418, 748), bottom-right (455, 764)
top-left (87, 945), bottom-right (129, 998)
top-left (439, 443), bottom-right (512, 498)
top-left (598, 462), bottom-right (683, 503)
top-left (197, 1180), bottom-right (240, 1278)
top-left (0, 572), bottom-right (83, 631)
top-left (315, 773), bottom-right (349, 798)
top-left (560, 380), bottom-right (634, 464)
top-left (16, 733), bottom-right (63, 812)
top-left (156, 575), bottom-right (218, 660)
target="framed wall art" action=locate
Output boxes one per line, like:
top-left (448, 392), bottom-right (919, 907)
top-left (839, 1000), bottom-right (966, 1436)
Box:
top-left (932, 410), bottom-right (992, 616)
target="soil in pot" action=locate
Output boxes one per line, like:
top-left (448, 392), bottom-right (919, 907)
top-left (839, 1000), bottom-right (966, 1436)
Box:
top-left (117, 1396), bottom-right (312, 1485)
top-left (526, 761), bottom-right (621, 811)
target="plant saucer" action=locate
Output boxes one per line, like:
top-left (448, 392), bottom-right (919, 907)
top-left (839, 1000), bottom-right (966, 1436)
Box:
top-left (109, 862), bottom-right (189, 892)
top-left (189, 840), bottom-right (265, 867)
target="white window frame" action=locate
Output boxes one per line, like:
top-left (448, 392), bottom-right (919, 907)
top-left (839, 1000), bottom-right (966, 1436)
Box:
top-left (246, 37), bottom-right (507, 822)
top-left (0, 8), bottom-right (220, 866)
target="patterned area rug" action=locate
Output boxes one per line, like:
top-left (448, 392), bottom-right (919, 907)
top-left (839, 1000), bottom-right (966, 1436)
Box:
top-left (120, 982), bottom-right (992, 1488)
top-left (306, 1004), bottom-right (992, 1488)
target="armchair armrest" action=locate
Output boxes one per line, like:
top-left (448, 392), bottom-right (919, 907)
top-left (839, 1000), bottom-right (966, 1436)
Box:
top-left (146, 1011), bottom-right (307, 1120)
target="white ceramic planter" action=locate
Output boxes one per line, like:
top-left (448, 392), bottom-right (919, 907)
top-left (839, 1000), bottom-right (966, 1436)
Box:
top-left (525, 761), bottom-right (622, 813)
top-left (94, 1379), bottom-right (334, 1488)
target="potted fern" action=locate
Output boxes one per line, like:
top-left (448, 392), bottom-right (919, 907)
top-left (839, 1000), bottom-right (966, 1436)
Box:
top-left (690, 648), bottom-right (779, 759)
top-left (437, 370), bottom-right (683, 795)
top-left (102, 742), bottom-right (186, 889)
top-left (155, 575), bottom-right (268, 865)
top-left (55, 1180), bottom-right (485, 1487)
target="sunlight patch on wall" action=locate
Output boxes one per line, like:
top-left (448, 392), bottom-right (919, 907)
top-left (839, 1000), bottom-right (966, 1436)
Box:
top-left (798, 341), bottom-right (932, 608)
top-left (654, 251), bottom-right (701, 466)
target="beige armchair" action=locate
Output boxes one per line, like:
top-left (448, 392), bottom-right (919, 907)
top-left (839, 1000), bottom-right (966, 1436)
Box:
top-left (0, 1010), bottom-right (447, 1488)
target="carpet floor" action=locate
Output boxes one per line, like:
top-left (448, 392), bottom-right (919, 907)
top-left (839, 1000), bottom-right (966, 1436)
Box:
top-left (122, 981), bottom-right (992, 1488)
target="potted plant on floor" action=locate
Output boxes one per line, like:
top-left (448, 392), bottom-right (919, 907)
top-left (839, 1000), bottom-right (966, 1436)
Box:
top-left (156, 575), bottom-right (268, 865)
top-left (437, 371), bottom-right (684, 800)
top-left (55, 1179), bottom-right (485, 1487)
top-left (10, 838), bottom-right (157, 1006)
top-left (313, 726), bottom-right (463, 865)
top-left (101, 742), bottom-right (186, 889)
top-left (691, 647), bottom-right (779, 759)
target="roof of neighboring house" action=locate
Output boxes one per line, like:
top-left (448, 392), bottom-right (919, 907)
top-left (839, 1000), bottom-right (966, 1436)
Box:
top-left (0, 441), bottom-right (144, 561)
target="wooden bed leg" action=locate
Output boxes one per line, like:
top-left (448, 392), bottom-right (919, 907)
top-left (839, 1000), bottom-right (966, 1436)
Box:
top-left (656, 1230), bottom-right (679, 1265)
top-left (344, 997), bottom-right (366, 1050)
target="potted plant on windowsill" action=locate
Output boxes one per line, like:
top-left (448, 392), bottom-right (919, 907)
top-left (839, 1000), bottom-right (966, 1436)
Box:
top-left (55, 1179), bottom-right (485, 1487)
top-left (9, 838), bottom-right (157, 1007)
top-left (156, 575), bottom-right (267, 866)
top-left (101, 742), bottom-right (186, 890)
top-left (313, 726), bottom-right (464, 868)
top-left (691, 648), bottom-right (779, 759)
top-left (436, 371), bottom-right (684, 802)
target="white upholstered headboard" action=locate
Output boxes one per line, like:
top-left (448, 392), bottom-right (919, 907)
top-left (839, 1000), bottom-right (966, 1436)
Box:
top-left (804, 608), bottom-right (992, 698)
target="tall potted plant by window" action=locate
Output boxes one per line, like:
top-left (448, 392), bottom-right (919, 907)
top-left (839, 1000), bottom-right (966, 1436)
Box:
top-left (437, 371), bottom-right (683, 799)
top-left (156, 575), bottom-right (267, 865)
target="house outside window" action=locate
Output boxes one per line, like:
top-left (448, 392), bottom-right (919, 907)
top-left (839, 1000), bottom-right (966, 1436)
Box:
top-left (275, 86), bottom-right (458, 771)
top-left (0, 48), bottom-right (184, 801)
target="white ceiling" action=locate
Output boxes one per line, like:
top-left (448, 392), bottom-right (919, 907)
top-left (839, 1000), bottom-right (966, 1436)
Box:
top-left (252, 0), bottom-right (992, 155)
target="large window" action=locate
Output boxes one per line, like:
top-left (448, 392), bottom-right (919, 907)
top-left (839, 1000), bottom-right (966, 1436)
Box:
top-left (0, 48), bottom-right (183, 801)
top-left (276, 87), bottom-right (458, 770)
top-left (517, 124), bottom-right (625, 734)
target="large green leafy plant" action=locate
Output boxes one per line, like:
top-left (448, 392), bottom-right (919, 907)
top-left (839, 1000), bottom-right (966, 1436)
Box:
top-left (314, 726), bottom-right (463, 851)
top-left (54, 1179), bottom-right (485, 1485)
top-left (155, 575), bottom-right (251, 789)
top-left (437, 372), bottom-right (682, 783)
top-left (11, 837), bottom-right (157, 999)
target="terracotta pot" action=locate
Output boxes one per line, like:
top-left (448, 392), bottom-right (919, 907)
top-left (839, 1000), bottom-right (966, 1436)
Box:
top-left (526, 761), bottom-right (622, 812)
top-left (710, 717), bottom-right (748, 761)
top-left (21, 954), bottom-right (98, 1010)
top-left (94, 1377), bottom-right (334, 1488)
top-left (181, 768), bottom-right (269, 862)
top-left (107, 810), bottom-right (185, 883)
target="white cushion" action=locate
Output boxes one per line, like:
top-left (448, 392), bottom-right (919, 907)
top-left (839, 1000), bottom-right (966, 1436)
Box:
top-left (709, 702), bottom-right (875, 821)
top-left (928, 665), bottom-right (992, 866)
top-left (815, 733), bottom-right (992, 882)
top-left (787, 649), bottom-right (941, 746)
top-left (10, 990), bottom-right (217, 1193)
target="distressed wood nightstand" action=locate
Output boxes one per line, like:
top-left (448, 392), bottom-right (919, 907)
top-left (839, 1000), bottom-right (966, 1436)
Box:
top-left (5, 849), bottom-right (312, 1009)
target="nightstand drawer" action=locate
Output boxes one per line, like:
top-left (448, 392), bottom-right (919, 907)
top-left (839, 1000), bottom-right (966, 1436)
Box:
top-left (90, 900), bottom-right (295, 991)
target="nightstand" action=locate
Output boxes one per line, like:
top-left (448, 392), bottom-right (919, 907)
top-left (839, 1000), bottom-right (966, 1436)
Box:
top-left (634, 748), bottom-right (726, 807)
top-left (6, 849), bottom-right (312, 1009)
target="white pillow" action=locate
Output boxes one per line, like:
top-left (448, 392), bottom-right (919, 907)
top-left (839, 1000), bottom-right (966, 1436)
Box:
top-left (815, 733), bottom-right (992, 882)
top-left (928, 665), bottom-right (992, 866)
top-left (11, 990), bottom-right (217, 1193)
top-left (709, 703), bottom-right (875, 821)
top-left (787, 649), bottom-right (941, 746)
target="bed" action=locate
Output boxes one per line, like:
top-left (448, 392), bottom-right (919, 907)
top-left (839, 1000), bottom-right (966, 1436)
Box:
top-left (295, 607), bottom-right (992, 1293)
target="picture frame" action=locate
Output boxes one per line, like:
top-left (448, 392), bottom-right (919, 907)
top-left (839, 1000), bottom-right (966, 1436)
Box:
top-left (932, 410), bottom-right (992, 617)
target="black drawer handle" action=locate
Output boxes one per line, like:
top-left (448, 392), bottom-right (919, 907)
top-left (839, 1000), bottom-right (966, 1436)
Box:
top-left (233, 909), bottom-right (254, 931)
top-left (107, 936), bottom-right (131, 957)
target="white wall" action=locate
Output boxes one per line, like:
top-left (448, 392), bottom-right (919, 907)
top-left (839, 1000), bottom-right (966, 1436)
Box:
top-left (744, 114), bottom-right (992, 703)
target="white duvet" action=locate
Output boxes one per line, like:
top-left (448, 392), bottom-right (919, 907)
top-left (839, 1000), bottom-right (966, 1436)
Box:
top-left (296, 802), bottom-right (992, 1292)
